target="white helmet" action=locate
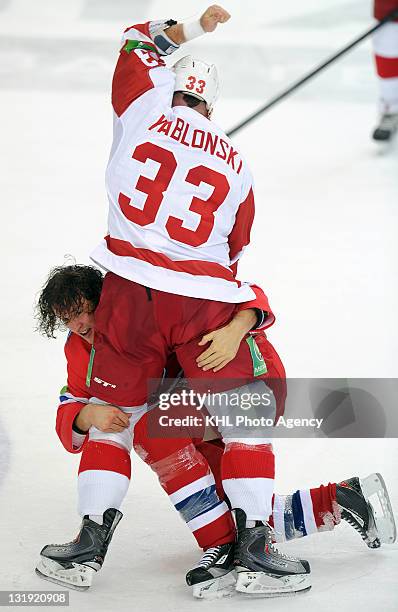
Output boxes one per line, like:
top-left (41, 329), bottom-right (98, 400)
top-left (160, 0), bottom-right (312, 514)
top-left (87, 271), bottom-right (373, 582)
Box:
top-left (172, 55), bottom-right (219, 116)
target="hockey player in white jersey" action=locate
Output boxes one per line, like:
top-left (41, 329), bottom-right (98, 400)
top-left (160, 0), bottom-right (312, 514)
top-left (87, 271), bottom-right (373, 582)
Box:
top-left (90, 7), bottom-right (256, 303)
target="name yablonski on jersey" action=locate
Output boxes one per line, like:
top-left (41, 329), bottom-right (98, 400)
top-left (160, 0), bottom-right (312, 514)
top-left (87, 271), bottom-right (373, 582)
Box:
top-left (148, 113), bottom-right (243, 174)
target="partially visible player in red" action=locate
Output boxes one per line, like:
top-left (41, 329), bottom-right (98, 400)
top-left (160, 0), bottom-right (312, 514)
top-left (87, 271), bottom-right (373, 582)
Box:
top-left (34, 266), bottom-right (396, 597)
top-left (372, 0), bottom-right (398, 140)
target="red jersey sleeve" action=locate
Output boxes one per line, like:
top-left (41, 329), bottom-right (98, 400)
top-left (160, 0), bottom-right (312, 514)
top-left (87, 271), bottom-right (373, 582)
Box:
top-left (374, 0), bottom-right (398, 21)
top-left (236, 284), bottom-right (275, 330)
top-left (112, 22), bottom-right (176, 117)
top-left (56, 334), bottom-right (91, 454)
top-left (228, 186), bottom-right (255, 273)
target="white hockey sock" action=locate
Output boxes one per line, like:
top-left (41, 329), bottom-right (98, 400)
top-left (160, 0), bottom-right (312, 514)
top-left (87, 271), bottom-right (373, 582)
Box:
top-left (78, 470), bottom-right (129, 517)
top-left (89, 514), bottom-right (104, 525)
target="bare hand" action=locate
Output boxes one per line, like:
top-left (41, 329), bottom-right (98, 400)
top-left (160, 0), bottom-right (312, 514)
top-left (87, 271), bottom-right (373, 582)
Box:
top-left (75, 404), bottom-right (131, 433)
top-left (196, 309), bottom-right (257, 372)
top-left (196, 324), bottom-right (243, 372)
top-left (200, 5), bottom-right (231, 33)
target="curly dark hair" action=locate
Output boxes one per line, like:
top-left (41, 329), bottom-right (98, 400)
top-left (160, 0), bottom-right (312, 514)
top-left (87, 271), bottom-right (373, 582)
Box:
top-left (35, 265), bottom-right (104, 338)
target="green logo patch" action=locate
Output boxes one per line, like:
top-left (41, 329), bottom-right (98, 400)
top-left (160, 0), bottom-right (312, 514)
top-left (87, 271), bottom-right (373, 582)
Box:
top-left (123, 39), bottom-right (157, 54)
top-left (86, 347), bottom-right (96, 387)
top-left (246, 335), bottom-right (267, 377)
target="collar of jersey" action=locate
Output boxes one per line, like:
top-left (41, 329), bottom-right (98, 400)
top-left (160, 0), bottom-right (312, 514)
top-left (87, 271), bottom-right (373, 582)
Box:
top-left (173, 105), bottom-right (212, 126)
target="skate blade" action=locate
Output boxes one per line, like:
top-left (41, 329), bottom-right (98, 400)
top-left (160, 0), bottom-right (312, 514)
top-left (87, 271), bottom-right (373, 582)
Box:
top-left (192, 571), bottom-right (237, 599)
top-left (235, 571), bottom-right (311, 597)
top-left (35, 556), bottom-right (96, 591)
top-left (360, 473), bottom-right (397, 545)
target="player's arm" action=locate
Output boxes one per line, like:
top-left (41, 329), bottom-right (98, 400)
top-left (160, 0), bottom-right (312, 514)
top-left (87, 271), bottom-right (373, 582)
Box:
top-left (74, 404), bottom-right (131, 435)
top-left (164, 5), bottom-right (230, 45)
top-left (112, 5), bottom-right (230, 116)
top-left (228, 182), bottom-right (255, 277)
top-left (56, 337), bottom-right (131, 453)
top-left (57, 386), bottom-right (131, 453)
top-left (227, 179), bottom-right (276, 328)
top-left (196, 285), bottom-right (275, 372)
top-left (56, 384), bottom-right (90, 454)
top-left (235, 284), bottom-right (275, 331)
top-left (196, 310), bottom-right (255, 372)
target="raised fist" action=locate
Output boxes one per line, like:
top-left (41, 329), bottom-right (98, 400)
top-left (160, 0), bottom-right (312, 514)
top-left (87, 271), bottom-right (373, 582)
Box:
top-left (200, 5), bottom-right (231, 33)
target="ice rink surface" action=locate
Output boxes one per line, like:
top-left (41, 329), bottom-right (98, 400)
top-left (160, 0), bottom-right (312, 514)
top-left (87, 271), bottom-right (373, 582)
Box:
top-left (0, 1), bottom-right (397, 610)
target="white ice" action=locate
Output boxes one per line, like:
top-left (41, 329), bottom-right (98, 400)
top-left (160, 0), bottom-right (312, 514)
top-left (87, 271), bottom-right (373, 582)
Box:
top-left (0, 1), bottom-right (397, 610)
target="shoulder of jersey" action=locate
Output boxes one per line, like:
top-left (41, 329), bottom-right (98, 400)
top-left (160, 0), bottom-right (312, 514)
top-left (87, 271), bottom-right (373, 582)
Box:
top-left (64, 332), bottom-right (91, 360)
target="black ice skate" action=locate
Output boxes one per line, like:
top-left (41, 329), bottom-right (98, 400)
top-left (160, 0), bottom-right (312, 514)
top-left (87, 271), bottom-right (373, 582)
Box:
top-left (35, 508), bottom-right (122, 590)
top-left (372, 112), bottom-right (398, 141)
top-left (233, 509), bottom-right (311, 597)
top-left (186, 542), bottom-right (236, 599)
top-left (337, 473), bottom-right (396, 549)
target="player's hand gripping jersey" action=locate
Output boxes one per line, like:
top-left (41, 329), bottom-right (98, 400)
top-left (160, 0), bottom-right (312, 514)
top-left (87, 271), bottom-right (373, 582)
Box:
top-left (90, 22), bottom-right (257, 302)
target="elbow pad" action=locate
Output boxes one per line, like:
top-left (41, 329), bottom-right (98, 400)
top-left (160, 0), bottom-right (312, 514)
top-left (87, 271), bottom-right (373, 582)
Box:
top-left (149, 19), bottom-right (180, 56)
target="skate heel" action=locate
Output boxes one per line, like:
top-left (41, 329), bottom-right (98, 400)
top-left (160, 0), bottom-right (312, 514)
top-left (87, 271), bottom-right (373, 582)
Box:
top-left (235, 569), bottom-right (311, 597)
top-left (360, 473), bottom-right (397, 544)
top-left (192, 570), bottom-right (236, 599)
top-left (35, 556), bottom-right (96, 591)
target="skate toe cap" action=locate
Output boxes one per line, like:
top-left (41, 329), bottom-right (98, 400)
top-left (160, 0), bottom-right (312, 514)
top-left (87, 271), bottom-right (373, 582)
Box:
top-left (186, 568), bottom-right (212, 586)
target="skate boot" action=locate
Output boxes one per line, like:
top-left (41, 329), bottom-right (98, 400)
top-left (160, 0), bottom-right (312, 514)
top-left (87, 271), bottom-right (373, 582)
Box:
top-left (233, 509), bottom-right (311, 597)
top-left (35, 508), bottom-right (122, 590)
top-left (186, 542), bottom-right (236, 599)
top-left (337, 473), bottom-right (396, 548)
top-left (372, 112), bottom-right (398, 141)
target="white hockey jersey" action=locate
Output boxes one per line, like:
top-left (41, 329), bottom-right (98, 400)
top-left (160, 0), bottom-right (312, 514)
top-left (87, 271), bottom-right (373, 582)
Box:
top-left (90, 22), bottom-right (257, 302)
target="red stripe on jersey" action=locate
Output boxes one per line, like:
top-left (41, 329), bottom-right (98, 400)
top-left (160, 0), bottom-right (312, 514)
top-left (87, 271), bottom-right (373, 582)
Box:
top-left (375, 55), bottom-right (398, 78)
top-left (222, 443), bottom-right (275, 480)
top-left (78, 441), bottom-right (131, 478)
top-left (310, 483), bottom-right (338, 528)
top-left (105, 235), bottom-right (239, 284)
top-left (193, 510), bottom-right (236, 550)
top-left (113, 22), bottom-right (165, 117)
top-left (228, 187), bottom-right (255, 263)
top-left (56, 402), bottom-right (87, 454)
top-left (124, 22), bottom-right (151, 37)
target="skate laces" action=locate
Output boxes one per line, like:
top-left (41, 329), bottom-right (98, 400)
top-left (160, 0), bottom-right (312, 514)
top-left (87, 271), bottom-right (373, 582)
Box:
top-left (197, 546), bottom-right (223, 569)
top-left (264, 525), bottom-right (299, 562)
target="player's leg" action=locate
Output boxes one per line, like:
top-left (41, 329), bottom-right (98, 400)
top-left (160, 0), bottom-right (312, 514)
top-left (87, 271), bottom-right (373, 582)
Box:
top-left (271, 475), bottom-right (396, 548)
top-left (36, 406), bottom-right (146, 590)
top-left (192, 430), bottom-right (396, 550)
top-left (133, 411), bottom-right (236, 599)
top-left (176, 321), bottom-right (310, 596)
top-left (372, 2), bottom-right (398, 140)
top-left (188, 436), bottom-right (396, 550)
top-left (196, 438), bottom-right (396, 548)
top-left (193, 438), bottom-right (225, 501)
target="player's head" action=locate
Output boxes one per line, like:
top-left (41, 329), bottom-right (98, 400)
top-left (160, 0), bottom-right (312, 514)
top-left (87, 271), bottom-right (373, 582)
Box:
top-left (171, 55), bottom-right (219, 118)
top-left (36, 264), bottom-right (103, 342)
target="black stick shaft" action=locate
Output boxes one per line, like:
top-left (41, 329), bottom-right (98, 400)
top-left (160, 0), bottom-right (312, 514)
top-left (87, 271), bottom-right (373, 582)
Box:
top-left (226, 8), bottom-right (398, 137)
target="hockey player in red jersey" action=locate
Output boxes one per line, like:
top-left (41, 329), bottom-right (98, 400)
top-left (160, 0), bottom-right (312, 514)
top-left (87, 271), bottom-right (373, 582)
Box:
top-left (83, 4), bottom-right (312, 597)
top-left (34, 266), bottom-right (396, 597)
top-left (372, 0), bottom-right (398, 139)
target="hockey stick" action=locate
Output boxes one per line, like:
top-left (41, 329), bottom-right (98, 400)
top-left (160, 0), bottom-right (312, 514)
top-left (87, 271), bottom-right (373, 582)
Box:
top-left (226, 7), bottom-right (398, 137)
